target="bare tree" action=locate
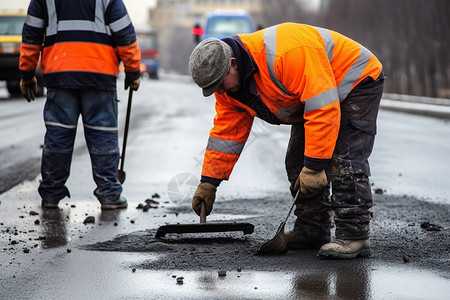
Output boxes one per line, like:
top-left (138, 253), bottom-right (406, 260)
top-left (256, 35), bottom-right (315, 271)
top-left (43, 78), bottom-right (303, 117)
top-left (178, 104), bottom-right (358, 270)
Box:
top-left (257, 0), bottom-right (450, 98)
top-left (158, 0), bottom-right (448, 97)
top-left (159, 26), bottom-right (197, 75)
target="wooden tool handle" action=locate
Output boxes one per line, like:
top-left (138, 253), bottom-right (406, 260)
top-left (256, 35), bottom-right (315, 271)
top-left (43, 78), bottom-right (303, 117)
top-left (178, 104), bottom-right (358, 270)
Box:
top-left (200, 202), bottom-right (206, 224)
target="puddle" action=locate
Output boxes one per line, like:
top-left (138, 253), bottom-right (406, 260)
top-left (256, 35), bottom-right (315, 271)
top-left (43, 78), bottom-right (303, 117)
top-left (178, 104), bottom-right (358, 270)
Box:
top-left (1, 179), bottom-right (449, 299)
top-left (129, 267), bottom-right (450, 300)
top-left (370, 266), bottom-right (450, 299)
top-left (5, 250), bottom-right (449, 299)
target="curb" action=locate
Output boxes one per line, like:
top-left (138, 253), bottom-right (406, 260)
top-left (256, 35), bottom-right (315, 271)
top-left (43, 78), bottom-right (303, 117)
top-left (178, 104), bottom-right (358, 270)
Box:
top-left (381, 93), bottom-right (450, 119)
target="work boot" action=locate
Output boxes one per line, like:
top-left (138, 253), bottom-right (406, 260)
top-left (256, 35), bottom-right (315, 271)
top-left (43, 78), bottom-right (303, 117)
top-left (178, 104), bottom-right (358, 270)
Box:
top-left (285, 230), bottom-right (330, 250)
top-left (101, 196), bottom-right (128, 210)
top-left (41, 200), bottom-right (59, 209)
top-left (317, 239), bottom-right (371, 259)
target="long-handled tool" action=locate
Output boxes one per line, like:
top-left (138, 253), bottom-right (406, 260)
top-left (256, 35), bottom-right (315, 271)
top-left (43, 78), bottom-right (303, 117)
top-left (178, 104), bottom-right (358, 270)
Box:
top-left (256, 190), bottom-right (301, 255)
top-left (155, 202), bottom-right (255, 238)
top-left (117, 89), bottom-right (133, 184)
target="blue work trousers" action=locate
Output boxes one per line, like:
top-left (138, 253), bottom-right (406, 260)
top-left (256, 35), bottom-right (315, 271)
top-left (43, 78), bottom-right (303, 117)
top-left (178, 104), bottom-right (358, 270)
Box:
top-left (38, 89), bottom-right (122, 204)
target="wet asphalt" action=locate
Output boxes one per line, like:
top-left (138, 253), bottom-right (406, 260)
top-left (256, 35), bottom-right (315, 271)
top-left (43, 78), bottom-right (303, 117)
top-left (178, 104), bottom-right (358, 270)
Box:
top-left (0, 77), bottom-right (449, 299)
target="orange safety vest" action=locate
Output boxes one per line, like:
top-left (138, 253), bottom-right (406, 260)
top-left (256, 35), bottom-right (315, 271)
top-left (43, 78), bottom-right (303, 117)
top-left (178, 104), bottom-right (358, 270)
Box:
top-left (19, 0), bottom-right (140, 91)
top-left (202, 23), bottom-right (382, 180)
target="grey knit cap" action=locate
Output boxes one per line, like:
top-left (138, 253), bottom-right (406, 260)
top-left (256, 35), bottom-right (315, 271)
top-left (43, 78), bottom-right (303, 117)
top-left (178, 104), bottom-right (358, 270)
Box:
top-left (189, 38), bottom-right (233, 97)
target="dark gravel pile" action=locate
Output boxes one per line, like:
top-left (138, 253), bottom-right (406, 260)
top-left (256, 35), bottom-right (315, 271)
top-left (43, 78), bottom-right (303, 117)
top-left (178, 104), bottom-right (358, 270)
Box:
top-left (84, 193), bottom-right (450, 279)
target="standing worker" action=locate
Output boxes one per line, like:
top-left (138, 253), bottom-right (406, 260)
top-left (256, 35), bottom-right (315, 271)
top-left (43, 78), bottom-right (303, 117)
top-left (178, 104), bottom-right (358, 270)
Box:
top-left (189, 23), bottom-right (385, 259)
top-left (19, 0), bottom-right (141, 209)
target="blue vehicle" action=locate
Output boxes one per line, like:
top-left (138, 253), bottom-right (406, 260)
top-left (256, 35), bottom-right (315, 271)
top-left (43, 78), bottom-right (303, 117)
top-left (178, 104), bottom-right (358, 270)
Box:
top-left (193, 10), bottom-right (255, 42)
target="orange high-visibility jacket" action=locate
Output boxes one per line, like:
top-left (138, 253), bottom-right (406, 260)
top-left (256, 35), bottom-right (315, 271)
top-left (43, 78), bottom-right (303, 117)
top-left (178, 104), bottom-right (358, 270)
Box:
top-left (202, 23), bottom-right (382, 180)
top-left (19, 0), bottom-right (141, 91)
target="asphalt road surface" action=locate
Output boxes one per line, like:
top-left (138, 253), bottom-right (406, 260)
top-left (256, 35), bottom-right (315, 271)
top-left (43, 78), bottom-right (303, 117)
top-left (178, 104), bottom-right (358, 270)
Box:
top-left (0, 77), bottom-right (449, 299)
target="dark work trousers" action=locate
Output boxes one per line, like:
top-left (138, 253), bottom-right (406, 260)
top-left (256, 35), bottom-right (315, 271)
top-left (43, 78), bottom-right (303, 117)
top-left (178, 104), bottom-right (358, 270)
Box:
top-left (38, 89), bottom-right (122, 204)
top-left (285, 73), bottom-right (385, 240)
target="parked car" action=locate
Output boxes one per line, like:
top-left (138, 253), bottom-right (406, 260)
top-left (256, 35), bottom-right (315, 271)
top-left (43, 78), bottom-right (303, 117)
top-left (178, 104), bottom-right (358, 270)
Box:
top-left (0, 11), bottom-right (44, 97)
top-left (192, 10), bottom-right (255, 43)
top-left (136, 29), bottom-right (159, 79)
top-left (118, 29), bottom-right (159, 79)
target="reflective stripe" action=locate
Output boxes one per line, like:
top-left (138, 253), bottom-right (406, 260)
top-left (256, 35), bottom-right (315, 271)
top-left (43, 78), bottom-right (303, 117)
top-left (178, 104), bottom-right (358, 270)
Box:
top-left (45, 122), bottom-right (117, 131)
top-left (95, 0), bottom-right (107, 24)
top-left (46, 0), bottom-right (57, 35)
top-left (109, 14), bottom-right (131, 32)
top-left (263, 25), bottom-right (292, 96)
top-left (207, 136), bottom-right (245, 155)
top-left (337, 46), bottom-right (372, 100)
top-left (45, 121), bottom-right (76, 129)
top-left (84, 124), bottom-right (118, 131)
top-left (26, 15), bottom-right (44, 28)
top-left (304, 88), bottom-right (339, 113)
top-left (315, 27), bottom-right (334, 61)
top-left (57, 20), bottom-right (107, 33)
top-left (45, 0), bottom-right (121, 36)
top-left (315, 26), bottom-right (372, 100)
top-left (262, 24), bottom-right (372, 108)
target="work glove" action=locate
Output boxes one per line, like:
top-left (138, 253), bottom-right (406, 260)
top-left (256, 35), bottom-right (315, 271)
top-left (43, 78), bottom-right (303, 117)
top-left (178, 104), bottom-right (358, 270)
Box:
top-left (192, 182), bottom-right (216, 216)
top-left (294, 166), bottom-right (328, 195)
top-left (124, 77), bottom-right (140, 91)
top-left (20, 77), bottom-right (38, 102)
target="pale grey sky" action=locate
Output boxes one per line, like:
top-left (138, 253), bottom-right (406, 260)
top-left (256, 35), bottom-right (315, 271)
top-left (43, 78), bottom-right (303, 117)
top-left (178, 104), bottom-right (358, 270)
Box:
top-left (123, 0), bottom-right (156, 27)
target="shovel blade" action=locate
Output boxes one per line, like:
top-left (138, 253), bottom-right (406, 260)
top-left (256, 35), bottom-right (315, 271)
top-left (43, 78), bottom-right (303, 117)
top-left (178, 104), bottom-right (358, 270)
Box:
top-left (256, 222), bottom-right (288, 255)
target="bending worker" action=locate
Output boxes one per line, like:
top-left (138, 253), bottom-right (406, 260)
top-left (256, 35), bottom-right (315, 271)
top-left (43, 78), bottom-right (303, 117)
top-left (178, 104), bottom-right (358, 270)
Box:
top-left (19, 0), bottom-right (141, 209)
top-left (189, 23), bottom-right (385, 259)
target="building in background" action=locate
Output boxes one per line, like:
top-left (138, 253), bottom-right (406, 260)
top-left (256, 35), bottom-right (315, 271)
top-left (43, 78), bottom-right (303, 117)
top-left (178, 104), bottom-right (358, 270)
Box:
top-left (147, 0), bottom-right (265, 75)
top-left (148, 0), bottom-right (264, 30)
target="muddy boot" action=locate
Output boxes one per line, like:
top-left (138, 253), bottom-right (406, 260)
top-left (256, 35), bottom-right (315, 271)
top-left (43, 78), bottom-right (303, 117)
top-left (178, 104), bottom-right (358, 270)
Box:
top-left (286, 188), bottom-right (332, 250)
top-left (319, 174), bottom-right (372, 258)
top-left (318, 239), bottom-right (371, 259)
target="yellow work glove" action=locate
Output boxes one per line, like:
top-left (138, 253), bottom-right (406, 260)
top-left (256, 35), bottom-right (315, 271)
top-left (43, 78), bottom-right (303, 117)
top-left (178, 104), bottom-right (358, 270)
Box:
top-left (20, 77), bottom-right (38, 102)
top-left (294, 166), bottom-right (328, 195)
top-left (125, 78), bottom-right (140, 91)
top-left (192, 182), bottom-right (216, 216)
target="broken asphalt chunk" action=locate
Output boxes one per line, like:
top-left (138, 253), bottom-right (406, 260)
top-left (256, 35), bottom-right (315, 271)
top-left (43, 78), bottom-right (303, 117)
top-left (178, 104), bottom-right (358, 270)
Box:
top-left (420, 222), bottom-right (443, 231)
top-left (218, 270), bottom-right (226, 277)
top-left (83, 216), bottom-right (95, 225)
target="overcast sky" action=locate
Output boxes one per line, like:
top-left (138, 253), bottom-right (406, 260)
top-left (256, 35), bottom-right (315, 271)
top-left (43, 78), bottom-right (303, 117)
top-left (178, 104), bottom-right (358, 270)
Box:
top-left (123, 0), bottom-right (156, 27)
top-left (2, 0), bottom-right (155, 27)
